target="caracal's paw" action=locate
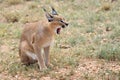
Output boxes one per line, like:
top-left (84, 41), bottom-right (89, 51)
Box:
top-left (39, 66), bottom-right (47, 71)
top-left (46, 63), bottom-right (53, 68)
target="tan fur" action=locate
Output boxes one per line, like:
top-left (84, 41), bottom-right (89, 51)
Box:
top-left (19, 7), bottom-right (68, 70)
top-left (19, 20), bottom-right (68, 71)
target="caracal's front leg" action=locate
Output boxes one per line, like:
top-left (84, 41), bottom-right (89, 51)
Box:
top-left (34, 45), bottom-right (47, 70)
top-left (44, 46), bottom-right (52, 67)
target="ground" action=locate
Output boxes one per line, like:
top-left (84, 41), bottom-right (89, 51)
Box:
top-left (0, 0), bottom-right (120, 80)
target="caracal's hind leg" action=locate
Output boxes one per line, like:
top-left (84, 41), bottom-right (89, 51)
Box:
top-left (19, 41), bottom-right (37, 65)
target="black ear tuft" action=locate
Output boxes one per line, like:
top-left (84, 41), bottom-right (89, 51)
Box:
top-left (46, 13), bottom-right (54, 22)
top-left (51, 6), bottom-right (58, 15)
top-left (42, 7), bottom-right (54, 22)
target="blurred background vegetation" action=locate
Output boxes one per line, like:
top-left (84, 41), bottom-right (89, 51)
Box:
top-left (0, 0), bottom-right (120, 80)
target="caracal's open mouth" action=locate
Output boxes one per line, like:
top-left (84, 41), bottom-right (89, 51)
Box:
top-left (57, 28), bottom-right (61, 34)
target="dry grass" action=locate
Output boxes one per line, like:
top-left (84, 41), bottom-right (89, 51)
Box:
top-left (5, 0), bottom-right (24, 5)
top-left (1, 11), bottom-right (20, 22)
top-left (0, 0), bottom-right (120, 80)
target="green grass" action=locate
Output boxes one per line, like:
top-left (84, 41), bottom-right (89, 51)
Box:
top-left (97, 43), bottom-right (120, 61)
top-left (0, 0), bottom-right (120, 79)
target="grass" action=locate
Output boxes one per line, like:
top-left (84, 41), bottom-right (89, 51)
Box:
top-left (0, 0), bottom-right (120, 79)
top-left (1, 10), bottom-right (20, 23)
top-left (97, 43), bottom-right (120, 61)
top-left (5, 0), bottom-right (23, 5)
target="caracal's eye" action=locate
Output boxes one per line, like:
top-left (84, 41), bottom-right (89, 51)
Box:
top-left (60, 20), bottom-right (63, 23)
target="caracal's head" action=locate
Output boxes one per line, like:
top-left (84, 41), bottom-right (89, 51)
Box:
top-left (43, 6), bottom-right (68, 34)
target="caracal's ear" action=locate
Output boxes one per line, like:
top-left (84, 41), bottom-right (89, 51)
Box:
top-left (51, 6), bottom-right (58, 15)
top-left (42, 7), bottom-right (54, 22)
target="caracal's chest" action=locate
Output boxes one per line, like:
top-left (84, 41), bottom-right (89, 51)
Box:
top-left (26, 37), bottom-right (54, 60)
top-left (42, 38), bottom-right (54, 48)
